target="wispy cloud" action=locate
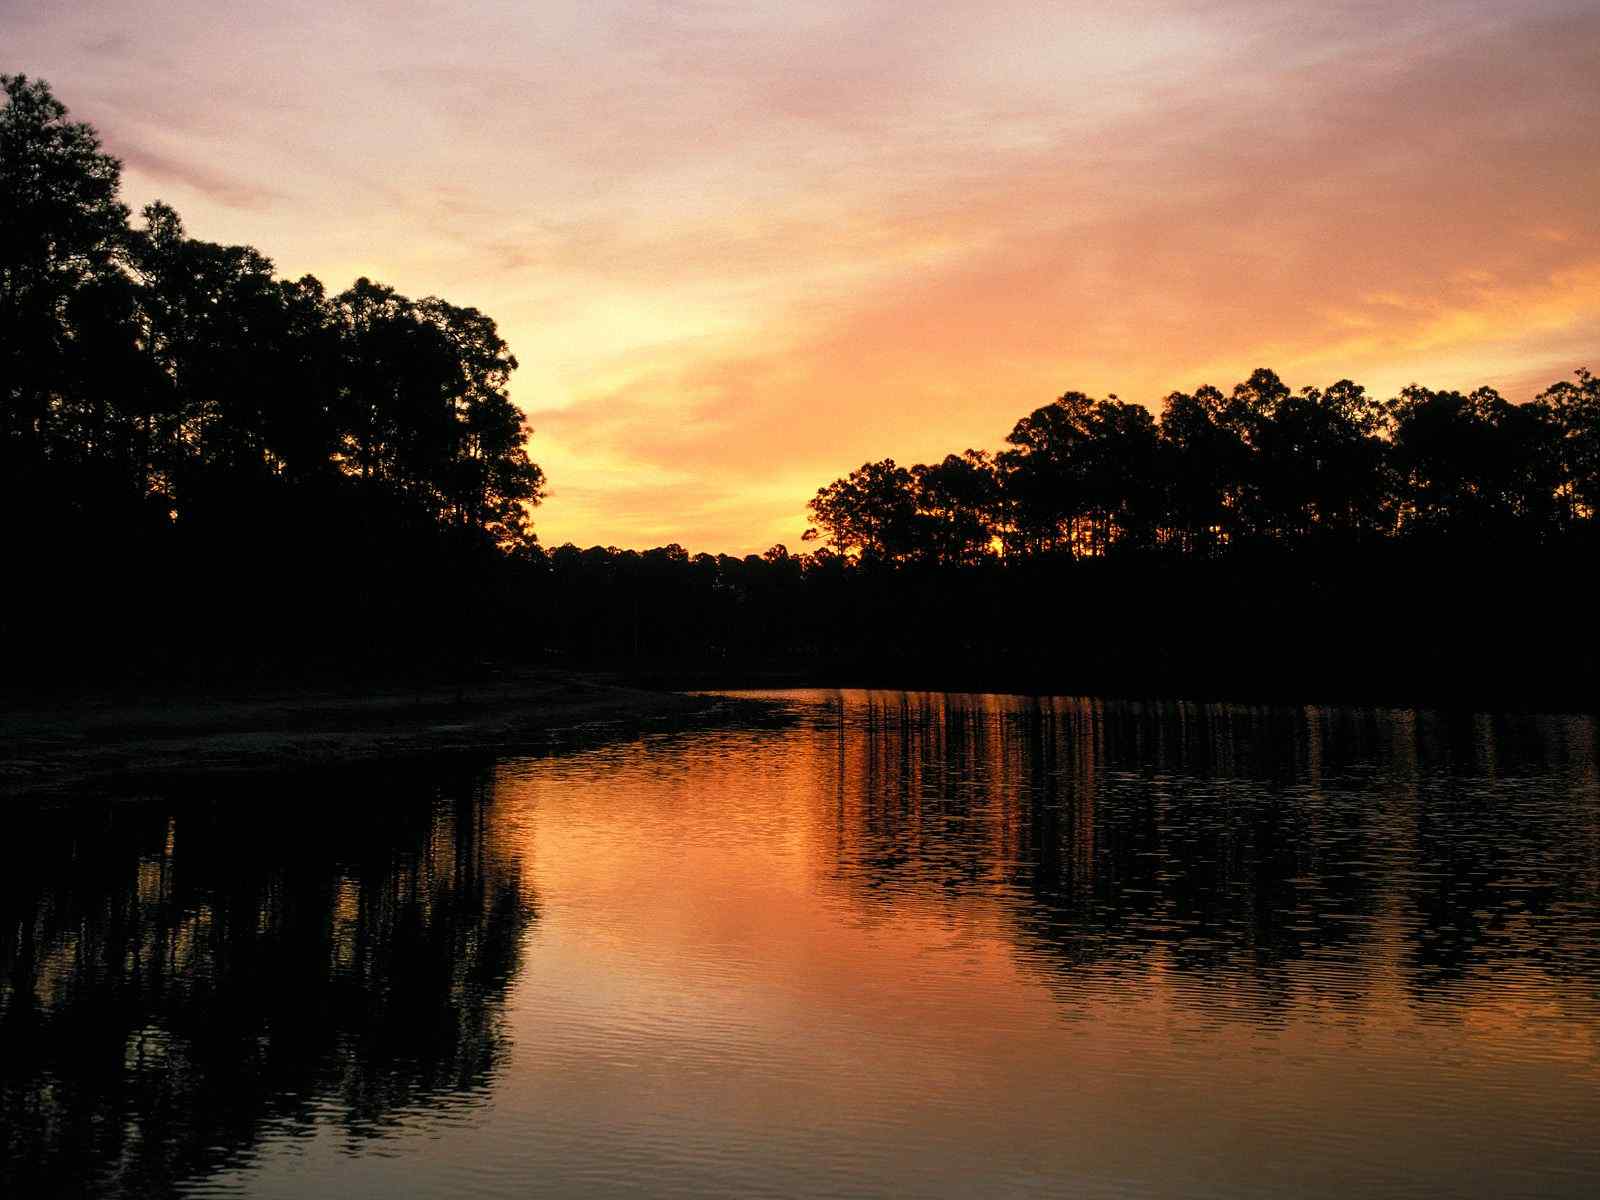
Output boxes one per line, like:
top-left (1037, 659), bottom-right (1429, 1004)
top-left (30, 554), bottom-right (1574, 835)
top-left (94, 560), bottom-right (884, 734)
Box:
top-left (116, 143), bottom-right (285, 212)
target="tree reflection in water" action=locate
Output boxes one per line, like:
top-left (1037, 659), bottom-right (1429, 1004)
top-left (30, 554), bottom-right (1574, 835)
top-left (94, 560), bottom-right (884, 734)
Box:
top-left (821, 695), bottom-right (1600, 1022)
top-left (0, 767), bottom-right (535, 1198)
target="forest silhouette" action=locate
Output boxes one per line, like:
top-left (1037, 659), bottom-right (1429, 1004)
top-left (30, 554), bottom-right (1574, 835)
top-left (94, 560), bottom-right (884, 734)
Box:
top-left (4, 75), bottom-right (1597, 702)
top-left (2, 75), bottom-right (542, 679)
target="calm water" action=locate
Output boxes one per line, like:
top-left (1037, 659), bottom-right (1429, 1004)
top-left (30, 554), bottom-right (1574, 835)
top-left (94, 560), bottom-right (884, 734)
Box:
top-left (4, 691), bottom-right (1600, 1198)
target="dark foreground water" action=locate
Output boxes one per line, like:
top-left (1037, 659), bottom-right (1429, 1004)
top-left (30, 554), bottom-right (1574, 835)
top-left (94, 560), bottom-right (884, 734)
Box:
top-left (4, 692), bottom-right (1600, 1199)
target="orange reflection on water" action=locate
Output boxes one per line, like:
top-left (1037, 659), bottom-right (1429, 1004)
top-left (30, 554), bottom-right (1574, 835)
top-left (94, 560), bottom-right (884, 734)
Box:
top-left (472, 694), bottom-right (1600, 1198)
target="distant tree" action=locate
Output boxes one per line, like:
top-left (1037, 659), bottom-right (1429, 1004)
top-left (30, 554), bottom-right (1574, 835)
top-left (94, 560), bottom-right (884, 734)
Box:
top-left (1075, 398), bottom-right (1162, 554)
top-left (808, 458), bottom-right (919, 562)
top-left (996, 392), bottom-right (1159, 557)
top-left (1537, 368), bottom-right (1600, 528)
top-left (1222, 367), bottom-right (1290, 539)
top-left (1251, 378), bottom-right (1388, 542)
top-left (995, 391), bottom-right (1097, 555)
top-left (912, 451), bottom-right (998, 566)
top-left (1158, 384), bottom-right (1247, 556)
top-left (1388, 384), bottom-right (1560, 540)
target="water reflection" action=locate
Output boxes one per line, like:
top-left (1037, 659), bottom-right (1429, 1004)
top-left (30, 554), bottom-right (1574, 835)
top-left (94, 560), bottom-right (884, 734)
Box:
top-left (4, 695), bottom-right (1599, 1198)
top-left (816, 696), bottom-right (1600, 1009)
top-left (0, 767), bottom-right (534, 1198)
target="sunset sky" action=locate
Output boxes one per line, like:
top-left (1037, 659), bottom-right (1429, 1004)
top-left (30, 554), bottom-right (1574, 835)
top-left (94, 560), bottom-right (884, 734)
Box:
top-left (9, 1), bottom-right (1598, 552)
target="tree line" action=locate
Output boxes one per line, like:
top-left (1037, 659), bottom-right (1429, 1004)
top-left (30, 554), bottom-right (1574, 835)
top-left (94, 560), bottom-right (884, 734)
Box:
top-left (524, 375), bottom-right (1598, 706)
top-left (2, 75), bottom-right (542, 676)
top-left (806, 369), bottom-right (1600, 564)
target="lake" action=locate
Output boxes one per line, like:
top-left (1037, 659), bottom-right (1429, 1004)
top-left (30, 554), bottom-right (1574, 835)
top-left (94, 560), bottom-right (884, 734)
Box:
top-left (4, 690), bottom-right (1599, 1198)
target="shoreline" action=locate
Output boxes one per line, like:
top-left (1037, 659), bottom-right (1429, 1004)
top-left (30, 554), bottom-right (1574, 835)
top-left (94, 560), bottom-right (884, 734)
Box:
top-left (7, 664), bottom-right (1594, 802)
top-left (1, 669), bottom-right (739, 802)
top-left (629, 664), bottom-right (1599, 717)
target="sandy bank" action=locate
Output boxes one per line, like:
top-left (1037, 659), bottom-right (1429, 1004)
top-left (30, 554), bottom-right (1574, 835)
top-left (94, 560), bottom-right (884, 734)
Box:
top-left (1, 670), bottom-right (734, 800)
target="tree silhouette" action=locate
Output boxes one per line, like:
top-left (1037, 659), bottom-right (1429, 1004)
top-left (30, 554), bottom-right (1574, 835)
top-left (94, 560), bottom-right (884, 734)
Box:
top-left (1387, 384), bottom-right (1560, 541)
top-left (912, 451), bottom-right (999, 566)
top-left (1, 76), bottom-right (545, 678)
top-left (1, 74), bottom-right (130, 469)
top-left (1157, 384), bottom-right (1248, 555)
top-left (1539, 368), bottom-right (1600, 527)
top-left (807, 458), bottom-right (919, 563)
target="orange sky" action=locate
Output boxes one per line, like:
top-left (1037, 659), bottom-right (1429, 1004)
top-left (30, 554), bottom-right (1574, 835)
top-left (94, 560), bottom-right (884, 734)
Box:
top-left (10, 1), bottom-right (1599, 551)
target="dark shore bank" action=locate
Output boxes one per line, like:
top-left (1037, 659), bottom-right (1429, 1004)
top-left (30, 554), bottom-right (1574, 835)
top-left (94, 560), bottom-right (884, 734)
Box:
top-left (0, 669), bottom-right (739, 801)
top-left (5, 653), bottom-right (1593, 803)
